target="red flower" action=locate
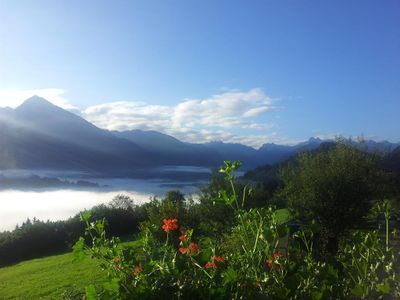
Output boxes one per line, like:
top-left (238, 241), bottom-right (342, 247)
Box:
top-left (179, 242), bottom-right (199, 255)
top-left (266, 258), bottom-right (273, 268)
top-left (266, 251), bottom-right (283, 269)
top-left (188, 242), bottom-right (199, 254)
top-left (133, 265), bottom-right (142, 276)
top-left (205, 255), bottom-right (225, 269)
top-left (205, 261), bottom-right (216, 269)
top-left (179, 231), bottom-right (189, 241)
top-left (273, 251), bottom-right (282, 260)
top-left (161, 218), bottom-right (178, 233)
top-left (179, 247), bottom-right (188, 254)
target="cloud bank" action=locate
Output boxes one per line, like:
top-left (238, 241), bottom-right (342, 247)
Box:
top-left (0, 88), bottom-right (278, 148)
top-left (82, 88), bottom-right (275, 148)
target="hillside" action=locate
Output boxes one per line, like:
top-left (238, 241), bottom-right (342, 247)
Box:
top-left (0, 239), bottom-right (141, 299)
top-left (0, 96), bottom-right (155, 172)
top-left (113, 129), bottom-right (222, 166)
top-left (0, 252), bottom-right (106, 299)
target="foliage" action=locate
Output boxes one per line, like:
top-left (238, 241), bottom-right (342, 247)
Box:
top-left (279, 139), bottom-right (382, 253)
top-left (338, 230), bottom-right (398, 299)
top-left (76, 160), bottom-right (400, 299)
top-left (0, 196), bottom-right (147, 267)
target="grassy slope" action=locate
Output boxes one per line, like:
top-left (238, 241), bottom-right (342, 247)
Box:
top-left (0, 211), bottom-right (290, 299)
top-left (0, 240), bottom-right (140, 299)
top-left (0, 252), bottom-right (106, 299)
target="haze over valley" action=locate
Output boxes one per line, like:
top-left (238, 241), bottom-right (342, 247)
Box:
top-left (1, 96), bottom-right (399, 230)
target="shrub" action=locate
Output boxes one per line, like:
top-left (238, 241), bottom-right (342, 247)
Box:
top-left (75, 161), bottom-right (400, 299)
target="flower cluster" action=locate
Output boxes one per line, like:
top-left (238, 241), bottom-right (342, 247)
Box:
top-left (179, 242), bottom-right (200, 255)
top-left (266, 251), bottom-right (282, 268)
top-left (133, 265), bottom-right (142, 276)
top-left (161, 218), bottom-right (178, 233)
top-left (179, 231), bottom-right (189, 241)
top-left (205, 255), bottom-right (225, 269)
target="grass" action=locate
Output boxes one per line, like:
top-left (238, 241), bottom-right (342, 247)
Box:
top-left (0, 213), bottom-right (291, 299)
top-left (0, 251), bottom-right (106, 299)
top-left (0, 239), bottom-right (141, 299)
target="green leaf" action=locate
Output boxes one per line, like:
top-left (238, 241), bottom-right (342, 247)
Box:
top-left (85, 285), bottom-right (98, 300)
top-left (103, 278), bottom-right (120, 294)
top-left (81, 211), bottom-right (92, 222)
top-left (232, 160), bottom-right (242, 170)
top-left (351, 284), bottom-right (366, 297)
top-left (95, 221), bottom-right (104, 232)
top-left (325, 264), bottom-right (338, 280)
top-left (199, 248), bottom-right (212, 264)
top-left (263, 229), bottom-right (274, 243)
top-left (222, 267), bottom-right (238, 285)
top-left (218, 190), bottom-right (234, 205)
top-left (277, 224), bottom-right (289, 238)
top-left (377, 279), bottom-right (390, 294)
top-left (72, 237), bottom-right (85, 262)
top-left (311, 290), bottom-right (323, 300)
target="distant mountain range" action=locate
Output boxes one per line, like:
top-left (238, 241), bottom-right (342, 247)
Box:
top-left (0, 96), bottom-right (399, 175)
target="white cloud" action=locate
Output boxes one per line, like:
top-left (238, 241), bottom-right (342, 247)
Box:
top-left (0, 88), bottom-right (77, 110)
top-left (83, 101), bottom-right (173, 132)
top-left (161, 127), bottom-right (272, 149)
top-left (82, 88), bottom-right (275, 147)
top-left (0, 87), bottom-right (279, 148)
top-left (242, 106), bottom-right (270, 118)
top-left (172, 88), bottom-right (271, 128)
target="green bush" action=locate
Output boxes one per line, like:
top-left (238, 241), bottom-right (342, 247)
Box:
top-left (75, 161), bottom-right (400, 299)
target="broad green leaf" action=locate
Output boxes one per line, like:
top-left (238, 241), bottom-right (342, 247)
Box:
top-left (81, 211), bottom-right (92, 222)
top-left (263, 229), bottom-right (274, 243)
top-left (85, 285), bottom-right (98, 300)
top-left (222, 267), bottom-right (238, 285)
top-left (199, 248), bottom-right (212, 264)
top-left (377, 279), bottom-right (390, 294)
top-left (351, 284), bottom-right (366, 297)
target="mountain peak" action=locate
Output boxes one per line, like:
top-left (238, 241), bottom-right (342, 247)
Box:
top-left (18, 95), bottom-right (55, 109)
top-left (308, 137), bottom-right (322, 143)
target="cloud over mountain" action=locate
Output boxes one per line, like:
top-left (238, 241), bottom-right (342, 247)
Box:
top-left (0, 89), bottom-right (77, 111)
top-left (82, 88), bottom-right (274, 148)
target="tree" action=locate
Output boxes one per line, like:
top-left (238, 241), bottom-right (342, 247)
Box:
top-left (280, 140), bottom-right (380, 254)
top-left (165, 190), bottom-right (185, 204)
top-left (109, 194), bottom-right (134, 210)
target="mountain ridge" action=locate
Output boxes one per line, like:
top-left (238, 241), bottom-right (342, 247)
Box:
top-left (1, 96), bottom-right (399, 174)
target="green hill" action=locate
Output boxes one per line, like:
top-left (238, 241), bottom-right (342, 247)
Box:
top-left (0, 239), bottom-right (140, 299)
top-left (0, 251), bottom-right (106, 299)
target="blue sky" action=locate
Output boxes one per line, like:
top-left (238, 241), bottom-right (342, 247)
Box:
top-left (0, 0), bottom-right (399, 147)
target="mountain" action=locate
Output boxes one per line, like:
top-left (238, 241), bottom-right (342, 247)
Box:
top-left (1, 96), bottom-right (399, 175)
top-left (242, 141), bottom-right (335, 185)
top-left (294, 137), bottom-right (324, 151)
top-left (204, 141), bottom-right (258, 169)
top-left (112, 129), bottom-right (222, 166)
top-left (0, 96), bottom-right (154, 172)
top-left (255, 138), bottom-right (325, 166)
top-left (14, 96), bottom-right (146, 154)
top-left (256, 143), bottom-right (294, 165)
top-left (359, 140), bottom-right (400, 153)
